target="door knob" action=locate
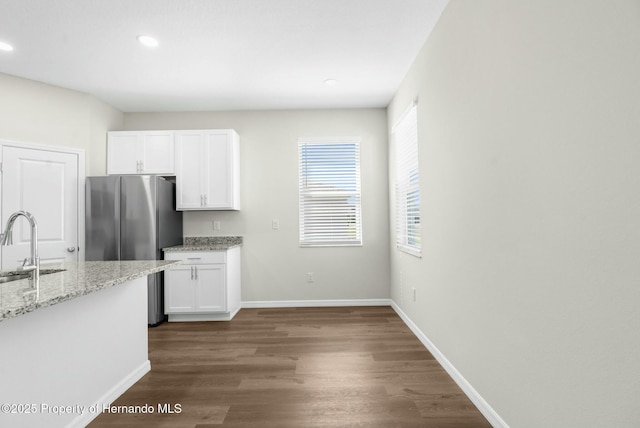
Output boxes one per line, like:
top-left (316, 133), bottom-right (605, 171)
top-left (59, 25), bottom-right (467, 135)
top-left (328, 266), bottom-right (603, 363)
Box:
top-left (67, 247), bottom-right (77, 253)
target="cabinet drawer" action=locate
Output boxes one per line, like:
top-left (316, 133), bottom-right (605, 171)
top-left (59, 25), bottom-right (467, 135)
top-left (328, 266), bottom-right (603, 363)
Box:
top-left (165, 251), bottom-right (226, 264)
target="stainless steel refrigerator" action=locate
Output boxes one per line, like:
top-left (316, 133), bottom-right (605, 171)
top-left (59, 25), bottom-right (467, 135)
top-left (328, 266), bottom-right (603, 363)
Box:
top-left (85, 175), bottom-right (183, 326)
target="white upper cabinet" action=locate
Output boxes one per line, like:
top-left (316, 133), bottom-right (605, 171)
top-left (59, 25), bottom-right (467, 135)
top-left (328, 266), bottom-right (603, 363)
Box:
top-left (174, 129), bottom-right (240, 210)
top-left (107, 131), bottom-right (175, 175)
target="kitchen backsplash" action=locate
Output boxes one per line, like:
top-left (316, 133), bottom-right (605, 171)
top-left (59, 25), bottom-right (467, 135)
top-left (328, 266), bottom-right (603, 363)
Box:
top-left (184, 236), bottom-right (243, 246)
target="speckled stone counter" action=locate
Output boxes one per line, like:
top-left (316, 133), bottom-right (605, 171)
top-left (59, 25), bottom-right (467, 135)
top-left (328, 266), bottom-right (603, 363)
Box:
top-left (0, 260), bottom-right (178, 322)
top-left (163, 236), bottom-right (243, 252)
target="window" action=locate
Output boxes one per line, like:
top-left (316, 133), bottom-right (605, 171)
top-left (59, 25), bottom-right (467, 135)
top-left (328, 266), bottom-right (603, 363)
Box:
top-left (299, 138), bottom-right (362, 247)
top-left (394, 103), bottom-right (421, 256)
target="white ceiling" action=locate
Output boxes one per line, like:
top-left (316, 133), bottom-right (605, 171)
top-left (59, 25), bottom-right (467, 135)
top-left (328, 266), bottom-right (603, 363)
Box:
top-left (0, 0), bottom-right (447, 112)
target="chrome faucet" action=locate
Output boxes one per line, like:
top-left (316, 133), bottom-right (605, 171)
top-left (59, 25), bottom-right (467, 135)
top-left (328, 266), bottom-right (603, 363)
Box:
top-left (0, 211), bottom-right (40, 298)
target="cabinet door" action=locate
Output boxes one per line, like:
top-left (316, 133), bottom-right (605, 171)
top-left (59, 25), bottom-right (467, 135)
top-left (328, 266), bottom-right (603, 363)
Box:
top-left (195, 265), bottom-right (226, 312)
top-left (175, 131), bottom-right (206, 209)
top-left (108, 131), bottom-right (175, 175)
top-left (175, 129), bottom-right (240, 211)
top-left (203, 130), bottom-right (238, 209)
top-left (165, 266), bottom-right (196, 313)
top-left (142, 132), bottom-right (174, 174)
top-left (107, 133), bottom-right (144, 174)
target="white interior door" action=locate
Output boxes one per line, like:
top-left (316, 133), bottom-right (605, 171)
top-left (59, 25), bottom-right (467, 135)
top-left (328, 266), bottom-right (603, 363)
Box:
top-left (1, 146), bottom-right (80, 269)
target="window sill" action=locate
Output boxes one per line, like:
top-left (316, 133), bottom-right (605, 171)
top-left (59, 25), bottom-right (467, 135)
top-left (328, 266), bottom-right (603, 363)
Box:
top-left (397, 244), bottom-right (422, 258)
top-left (300, 242), bottom-right (363, 248)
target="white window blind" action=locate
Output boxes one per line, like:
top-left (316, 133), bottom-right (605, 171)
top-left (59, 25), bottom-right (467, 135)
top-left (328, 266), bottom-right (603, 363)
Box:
top-left (299, 139), bottom-right (362, 247)
top-left (394, 104), bottom-right (421, 256)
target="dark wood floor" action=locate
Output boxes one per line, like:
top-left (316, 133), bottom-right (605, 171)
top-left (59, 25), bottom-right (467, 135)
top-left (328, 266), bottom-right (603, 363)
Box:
top-left (90, 307), bottom-right (491, 428)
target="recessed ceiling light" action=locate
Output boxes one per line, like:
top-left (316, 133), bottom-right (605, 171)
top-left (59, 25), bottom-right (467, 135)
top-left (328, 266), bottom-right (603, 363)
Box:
top-left (0, 41), bottom-right (14, 52)
top-left (137, 35), bottom-right (159, 48)
top-left (324, 79), bottom-right (338, 87)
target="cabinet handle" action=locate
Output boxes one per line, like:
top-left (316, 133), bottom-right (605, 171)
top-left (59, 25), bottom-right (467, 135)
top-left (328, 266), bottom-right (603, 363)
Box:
top-left (139, 160), bottom-right (144, 172)
top-left (204, 195), bottom-right (207, 206)
top-left (187, 257), bottom-right (202, 260)
top-left (194, 266), bottom-right (198, 280)
top-left (190, 266), bottom-right (194, 280)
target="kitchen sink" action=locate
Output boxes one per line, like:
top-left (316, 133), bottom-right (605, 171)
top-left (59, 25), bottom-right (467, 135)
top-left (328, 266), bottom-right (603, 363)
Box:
top-left (0, 268), bottom-right (66, 284)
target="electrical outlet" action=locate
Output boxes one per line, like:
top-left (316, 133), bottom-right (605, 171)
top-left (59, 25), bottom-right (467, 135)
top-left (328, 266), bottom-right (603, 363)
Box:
top-left (213, 221), bottom-right (221, 231)
top-left (307, 272), bottom-right (314, 283)
top-left (272, 219), bottom-right (280, 230)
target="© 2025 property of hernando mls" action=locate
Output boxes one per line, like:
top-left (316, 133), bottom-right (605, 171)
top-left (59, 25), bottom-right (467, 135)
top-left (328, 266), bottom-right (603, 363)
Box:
top-left (0, 1), bottom-right (639, 427)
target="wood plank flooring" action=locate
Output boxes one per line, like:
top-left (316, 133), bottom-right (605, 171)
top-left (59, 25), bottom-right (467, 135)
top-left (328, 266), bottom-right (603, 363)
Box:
top-left (89, 307), bottom-right (491, 428)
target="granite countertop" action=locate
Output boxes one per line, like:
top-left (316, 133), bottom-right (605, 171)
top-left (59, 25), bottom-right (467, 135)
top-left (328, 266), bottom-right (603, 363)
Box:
top-left (164, 236), bottom-right (243, 252)
top-left (0, 260), bottom-right (178, 323)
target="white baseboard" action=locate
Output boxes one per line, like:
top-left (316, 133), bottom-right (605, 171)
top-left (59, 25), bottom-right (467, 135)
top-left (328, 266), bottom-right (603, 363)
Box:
top-left (390, 301), bottom-right (509, 428)
top-left (67, 360), bottom-right (151, 428)
top-left (168, 311), bottom-right (235, 322)
top-left (242, 298), bottom-right (392, 308)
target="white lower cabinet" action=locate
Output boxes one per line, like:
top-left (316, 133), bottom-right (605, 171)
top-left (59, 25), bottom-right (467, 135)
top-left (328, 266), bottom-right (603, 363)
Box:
top-left (165, 265), bottom-right (196, 312)
top-left (194, 265), bottom-right (226, 312)
top-left (164, 247), bottom-right (241, 321)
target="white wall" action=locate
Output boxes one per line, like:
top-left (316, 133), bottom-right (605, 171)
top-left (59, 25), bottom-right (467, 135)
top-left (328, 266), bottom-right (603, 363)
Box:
top-left (124, 109), bottom-right (390, 303)
top-left (0, 72), bottom-right (123, 175)
top-left (388, 1), bottom-right (640, 427)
